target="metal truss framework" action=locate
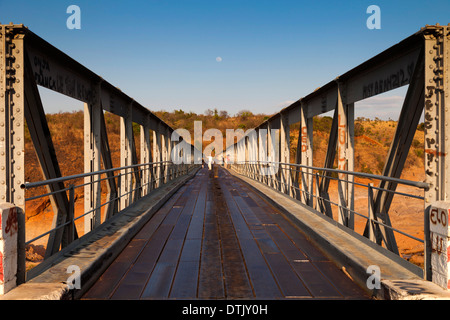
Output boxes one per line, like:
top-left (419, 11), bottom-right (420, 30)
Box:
top-left (0, 23), bottom-right (449, 281)
top-left (226, 24), bottom-right (450, 256)
top-left (0, 23), bottom-right (195, 261)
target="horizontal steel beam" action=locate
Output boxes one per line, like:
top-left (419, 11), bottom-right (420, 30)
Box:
top-left (7, 24), bottom-right (172, 134)
top-left (254, 26), bottom-right (427, 128)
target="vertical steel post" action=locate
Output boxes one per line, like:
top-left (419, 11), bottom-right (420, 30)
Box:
top-left (299, 102), bottom-right (313, 205)
top-left (83, 88), bottom-right (102, 233)
top-left (258, 127), bottom-right (266, 184)
top-left (140, 121), bottom-right (151, 196)
top-left (424, 25), bottom-right (450, 204)
top-left (423, 25), bottom-right (450, 279)
top-left (99, 110), bottom-right (118, 219)
top-left (0, 27), bottom-right (25, 210)
top-left (161, 128), bottom-right (168, 183)
top-left (120, 103), bottom-right (133, 210)
top-left (280, 112), bottom-right (291, 196)
top-left (153, 123), bottom-right (162, 188)
top-left (166, 127), bottom-right (173, 181)
top-left (337, 82), bottom-right (355, 229)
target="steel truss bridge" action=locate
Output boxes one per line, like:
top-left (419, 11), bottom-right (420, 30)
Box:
top-left (0, 23), bottom-right (449, 300)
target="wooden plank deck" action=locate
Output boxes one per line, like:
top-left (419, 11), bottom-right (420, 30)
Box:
top-left (82, 166), bottom-right (369, 300)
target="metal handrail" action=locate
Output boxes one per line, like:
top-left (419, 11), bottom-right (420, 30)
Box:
top-left (231, 160), bottom-right (427, 256)
top-left (21, 160), bottom-right (172, 190)
top-left (22, 161), bottom-right (196, 254)
top-left (238, 160), bottom-right (430, 190)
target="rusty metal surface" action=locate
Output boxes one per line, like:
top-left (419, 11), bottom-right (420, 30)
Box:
top-left (82, 167), bottom-right (370, 300)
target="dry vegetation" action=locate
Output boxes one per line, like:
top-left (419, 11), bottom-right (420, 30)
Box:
top-left (24, 109), bottom-right (426, 268)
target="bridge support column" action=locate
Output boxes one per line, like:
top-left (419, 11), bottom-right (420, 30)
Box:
top-left (427, 202), bottom-right (450, 289)
top-left (258, 127), bottom-right (267, 184)
top-left (0, 203), bottom-right (24, 295)
top-left (140, 122), bottom-right (151, 196)
top-left (84, 90), bottom-right (102, 233)
top-left (248, 129), bottom-right (258, 181)
top-left (297, 102), bottom-right (313, 205)
top-left (337, 82), bottom-right (355, 229)
top-left (153, 123), bottom-right (163, 188)
top-left (120, 103), bottom-right (133, 210)
top-left (0, 27), bottom-right (25, 211)
top-left (423, 25), bottom-right (450, 283)
top-left (280, 112), bottom-right (292, 196)
top-left (423, 26), bottom-right (450, 204)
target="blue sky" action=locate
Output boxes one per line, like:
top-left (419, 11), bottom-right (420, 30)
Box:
top-left (1, 0), bottom-right (449, 119)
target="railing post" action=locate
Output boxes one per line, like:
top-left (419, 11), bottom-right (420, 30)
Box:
top-left (0, 203), bottom-right (24, 294)
top-left (367, 183), bottom-right (377, 243)
top-left (68, 185), bottom-right (75, 243)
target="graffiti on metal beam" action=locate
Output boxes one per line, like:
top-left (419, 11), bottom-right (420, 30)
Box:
top-left (300, 126), bottom-right (308, 152)
top-left (362, 62), bottom-right (415, 99)
top-left (30, 53), bottom-right (95, 103)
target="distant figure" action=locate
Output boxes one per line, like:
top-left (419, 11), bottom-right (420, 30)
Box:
top-left (208, 156), bottom-right (213, 170)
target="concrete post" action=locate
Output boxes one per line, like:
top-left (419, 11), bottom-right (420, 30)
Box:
top-left (428, 201), bottom-right (450, 289)
top-left (0, 203), bottom-right (22, 295)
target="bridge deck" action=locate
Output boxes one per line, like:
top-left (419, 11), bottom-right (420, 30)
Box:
top-left (82, 167), bottom-right (369, 300)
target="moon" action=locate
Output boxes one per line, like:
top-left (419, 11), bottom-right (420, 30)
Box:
top-left (216, 56), bottom-right (222, 62)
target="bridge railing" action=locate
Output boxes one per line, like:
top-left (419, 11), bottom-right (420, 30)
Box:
top-left (0, 23), bottom-right (201, 290)
top-left (222, 25), bottom-right (449, 284)
top-left (232, 160), bottom-right (430, 268)
top-left (20, 160), bottom-right (197, 279)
